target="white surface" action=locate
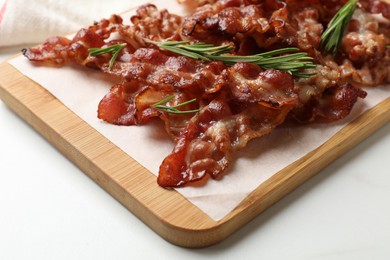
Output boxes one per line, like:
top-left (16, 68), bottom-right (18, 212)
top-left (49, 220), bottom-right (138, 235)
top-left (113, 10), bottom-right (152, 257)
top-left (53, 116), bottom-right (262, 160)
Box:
top-left (1, 46), bottom-right (390, 259)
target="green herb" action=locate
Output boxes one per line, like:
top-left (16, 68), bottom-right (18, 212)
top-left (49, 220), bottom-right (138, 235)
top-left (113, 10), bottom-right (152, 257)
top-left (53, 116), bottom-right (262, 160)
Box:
top-left (88, 43), bottom-right (126, 70)
top-left (387, 45), bottom-right (390, 49)
top-left (152, 41), bottom-right (316, 78)
top-left (151, 94), bottom-right (200, 114)
top-left (157, 40), bottom-right (234, 61)
top-left (320, 0), bottom-right (358, 55)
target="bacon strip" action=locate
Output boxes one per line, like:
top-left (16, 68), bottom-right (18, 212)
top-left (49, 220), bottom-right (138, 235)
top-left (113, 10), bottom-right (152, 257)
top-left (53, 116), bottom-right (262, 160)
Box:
top-left (158, 99), bottom-right (294, 187)
top-left (119, 4), bottom-right (183, 49)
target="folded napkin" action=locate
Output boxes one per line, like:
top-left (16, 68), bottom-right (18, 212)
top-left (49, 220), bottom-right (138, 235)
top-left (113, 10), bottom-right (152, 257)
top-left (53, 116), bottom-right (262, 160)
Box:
top-left (0, 0), bottom-right (151, 47)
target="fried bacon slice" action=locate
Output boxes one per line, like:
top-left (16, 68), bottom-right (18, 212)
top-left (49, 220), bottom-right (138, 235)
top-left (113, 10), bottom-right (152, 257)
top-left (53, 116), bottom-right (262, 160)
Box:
top-left (22, 15), bottom-right (124, 65)
top-left (338, 7), bottom-right (390, 86)
top-left (291, 83), bottom-right (367, 122)
top-left (158, 99), bottom-right (294, 186)
top-left (98, 79), bottom-right (203, 139)
top-left (22, 36), bottom-right (72, 64)
top-left (158, 65), bottom-right (299, 186)
top-left (214, 63), bottom-right (298, 106)
top-left (102, 48), bottom-right (226, 91)
top-left (119, 4), bottom-right (183, 49)
top-left (22, 1), bottom-right (390, 187)
top-left (360, 0), bottom-right (390, 19)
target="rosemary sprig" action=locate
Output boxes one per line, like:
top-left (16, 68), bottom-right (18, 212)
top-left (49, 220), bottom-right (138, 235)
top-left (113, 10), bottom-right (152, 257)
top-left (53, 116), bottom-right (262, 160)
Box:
top-left (157, 41), bottom-right (234, 61)
top-left (88, 43), bottom-right (126, 69)
top-left (320, 0), bottom-right (358, 55)
top-left (154, 41), bottom-right (316, 78)
top-left (151, 94), bottom-right (200, 114)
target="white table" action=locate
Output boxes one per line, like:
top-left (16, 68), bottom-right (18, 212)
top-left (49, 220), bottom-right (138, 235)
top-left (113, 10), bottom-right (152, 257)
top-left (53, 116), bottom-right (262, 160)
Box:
top-left (1, 45), bottom-right (389, 260)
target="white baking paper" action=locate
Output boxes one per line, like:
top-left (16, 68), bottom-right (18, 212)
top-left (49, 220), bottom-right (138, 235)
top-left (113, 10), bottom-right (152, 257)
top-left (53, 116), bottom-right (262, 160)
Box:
top-left (8, 0), bottom-right (390, 221)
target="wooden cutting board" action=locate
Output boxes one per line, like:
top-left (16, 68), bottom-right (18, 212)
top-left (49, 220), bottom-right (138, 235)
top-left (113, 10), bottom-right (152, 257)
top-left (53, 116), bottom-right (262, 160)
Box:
top-left (1, 57), bottom-right (389, 248)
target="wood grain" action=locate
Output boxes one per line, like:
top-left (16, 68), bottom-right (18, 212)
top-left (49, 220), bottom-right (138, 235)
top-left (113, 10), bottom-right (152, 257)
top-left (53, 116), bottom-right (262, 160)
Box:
top-left (1, 59), bottom-right (389, 248)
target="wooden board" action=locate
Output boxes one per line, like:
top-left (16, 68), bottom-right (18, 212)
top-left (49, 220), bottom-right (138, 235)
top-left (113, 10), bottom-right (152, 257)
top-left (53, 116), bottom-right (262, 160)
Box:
top-left (0, 59), bottom-right (389, 248)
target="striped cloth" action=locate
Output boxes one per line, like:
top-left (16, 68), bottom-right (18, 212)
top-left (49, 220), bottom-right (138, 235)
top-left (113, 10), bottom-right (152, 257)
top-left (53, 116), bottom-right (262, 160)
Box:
top-left (0, 0), bottom-right (151, 47)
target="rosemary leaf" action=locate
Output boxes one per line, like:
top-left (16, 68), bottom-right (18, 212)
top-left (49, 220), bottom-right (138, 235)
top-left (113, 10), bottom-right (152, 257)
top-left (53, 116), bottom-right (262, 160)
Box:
top-left (160, 45), bottom-right (211, 61)
top-left (181, 43), bottom-right (233, 54)
top-left (88, 43), bottom-right (127, 70)
top-left (151, 95), bottom-right (200, 114)
top-left (206, 54), bottom-right (263, 63)
top-left (320, 0), bottom-right (358, 55)
top-left (253, 47), bottom-right (303, 57)
top-left (154, 41), bottom-right (316, 78)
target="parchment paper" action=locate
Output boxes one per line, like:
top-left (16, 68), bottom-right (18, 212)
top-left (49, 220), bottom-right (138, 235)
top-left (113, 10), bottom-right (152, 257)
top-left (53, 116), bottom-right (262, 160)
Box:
top-left (8, 0), bottom-right (390, 221)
